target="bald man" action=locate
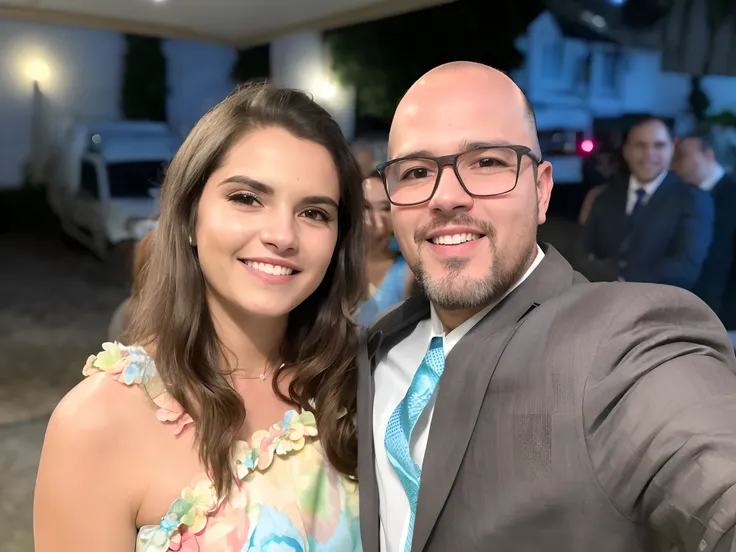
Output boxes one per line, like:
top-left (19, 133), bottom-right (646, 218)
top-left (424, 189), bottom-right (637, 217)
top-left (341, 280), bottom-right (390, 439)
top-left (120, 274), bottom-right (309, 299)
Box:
top-left (357, 62), bottom-right (736, 552)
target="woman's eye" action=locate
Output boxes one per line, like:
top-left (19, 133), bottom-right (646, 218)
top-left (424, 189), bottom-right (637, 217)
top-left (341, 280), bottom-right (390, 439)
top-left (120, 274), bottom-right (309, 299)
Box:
top-left (302, 209), bottom-right (330, 222)
top-left (227, 192), bottom-right (261, 206)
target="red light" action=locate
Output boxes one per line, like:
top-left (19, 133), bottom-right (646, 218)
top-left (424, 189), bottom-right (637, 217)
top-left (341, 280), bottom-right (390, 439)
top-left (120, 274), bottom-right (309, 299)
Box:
top-left (580, 139), bottom-right (595, 153)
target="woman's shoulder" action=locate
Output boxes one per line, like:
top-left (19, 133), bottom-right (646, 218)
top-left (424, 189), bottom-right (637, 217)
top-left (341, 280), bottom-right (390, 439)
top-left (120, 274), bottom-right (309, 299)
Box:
top-left (36, 346), bottom-right (174, 545)
top-left (49, 342), bottom-right (191, 450)
top-left (49, 345), bottom-right (158, 452)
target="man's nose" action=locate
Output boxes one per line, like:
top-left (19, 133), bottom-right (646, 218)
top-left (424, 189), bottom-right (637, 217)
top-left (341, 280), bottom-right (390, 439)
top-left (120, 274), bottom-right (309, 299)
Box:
top-left (427, 165), bottom-right (474, 213)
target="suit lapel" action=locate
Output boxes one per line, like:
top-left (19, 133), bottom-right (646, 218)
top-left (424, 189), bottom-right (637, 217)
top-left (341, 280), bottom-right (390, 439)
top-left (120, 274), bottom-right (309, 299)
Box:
top-left (411, 247), bottom-right (575, 552)
top-left (358, 294), bottom-right (431, 552)
top-left (357, 327), bottom-right (380, 552)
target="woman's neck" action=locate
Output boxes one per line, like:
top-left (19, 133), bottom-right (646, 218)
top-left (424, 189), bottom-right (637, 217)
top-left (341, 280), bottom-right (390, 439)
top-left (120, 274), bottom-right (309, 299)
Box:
top-left (367, 244), bottom-right (396, 262)
top-left (207, 293), bottom-right (287, 378)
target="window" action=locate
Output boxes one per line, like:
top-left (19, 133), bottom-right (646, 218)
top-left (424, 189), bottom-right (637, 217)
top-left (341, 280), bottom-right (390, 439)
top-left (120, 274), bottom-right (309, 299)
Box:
top-left (575, 54), bottom-right (592, 87)
top-left (79, 161), bottom-right (99, 199)
top-left (107, 161), bottom-right (167, 198)
top-left (601, 51), bottom-right (621, 91)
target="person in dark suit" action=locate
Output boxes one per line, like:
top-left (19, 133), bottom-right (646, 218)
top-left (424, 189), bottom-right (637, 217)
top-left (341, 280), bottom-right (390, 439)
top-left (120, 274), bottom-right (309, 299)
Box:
top-left (582, 117), bottom-right (714, 289)
top-left (676, 133), bottom-right (736, 326)
top-left (358, 61), bottom-right (736, 552)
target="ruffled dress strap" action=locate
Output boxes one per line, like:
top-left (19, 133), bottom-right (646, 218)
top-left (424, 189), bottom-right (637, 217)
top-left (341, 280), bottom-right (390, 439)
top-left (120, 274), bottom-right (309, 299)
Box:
top-left (82, 342), bottom-right (194, 436)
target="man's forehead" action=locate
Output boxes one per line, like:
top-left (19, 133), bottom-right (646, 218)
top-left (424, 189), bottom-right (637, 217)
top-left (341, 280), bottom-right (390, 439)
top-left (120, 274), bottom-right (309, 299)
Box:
top-left (629, 121), bottom-right (671, 142)
top-left (389, 96), bottom-right (531, 158)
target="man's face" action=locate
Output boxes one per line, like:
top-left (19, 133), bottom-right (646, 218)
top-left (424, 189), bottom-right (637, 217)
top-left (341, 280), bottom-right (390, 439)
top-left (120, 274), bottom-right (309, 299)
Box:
top-left (674, 137), bottom-right (713, 185)
top-left (622, 120), bottom-right (674, 183)
top-left (388, 70), bottom-right (553, 317)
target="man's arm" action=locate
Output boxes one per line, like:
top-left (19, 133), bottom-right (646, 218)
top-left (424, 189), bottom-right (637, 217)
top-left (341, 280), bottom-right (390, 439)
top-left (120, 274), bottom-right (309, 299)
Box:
top-left (584, 284), bottom-right (736, 551)
top-left (623, 187), bottom-right (714, 289)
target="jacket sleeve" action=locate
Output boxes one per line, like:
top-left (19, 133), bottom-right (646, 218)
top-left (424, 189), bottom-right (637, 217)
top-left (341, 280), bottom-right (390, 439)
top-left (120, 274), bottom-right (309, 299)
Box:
top-left (584, 284), bottom-right (736, 551)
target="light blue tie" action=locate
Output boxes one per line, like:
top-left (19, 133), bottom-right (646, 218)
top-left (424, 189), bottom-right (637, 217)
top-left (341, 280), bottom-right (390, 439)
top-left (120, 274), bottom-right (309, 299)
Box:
top-left (384, 336), bottom-right (445, 552)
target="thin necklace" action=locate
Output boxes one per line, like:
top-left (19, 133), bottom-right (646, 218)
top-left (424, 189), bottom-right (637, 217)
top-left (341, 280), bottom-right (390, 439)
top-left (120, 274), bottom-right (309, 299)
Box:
top-left (242, 362), bottom-right (285, 382)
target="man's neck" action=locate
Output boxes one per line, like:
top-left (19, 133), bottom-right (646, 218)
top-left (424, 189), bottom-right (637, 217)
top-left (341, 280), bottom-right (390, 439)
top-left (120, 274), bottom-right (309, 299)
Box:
top-left (701, 164), bottom-right (725, 191)
top-left (433, 245), bottom-right (541, 333)
top-left (435, 304), bottom-right (487, 334)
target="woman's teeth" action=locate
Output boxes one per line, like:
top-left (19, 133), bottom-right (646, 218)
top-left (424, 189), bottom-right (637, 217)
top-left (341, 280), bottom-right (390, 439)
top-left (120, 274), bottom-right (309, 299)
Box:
top-left (243, 261), bottom-right (294, 275)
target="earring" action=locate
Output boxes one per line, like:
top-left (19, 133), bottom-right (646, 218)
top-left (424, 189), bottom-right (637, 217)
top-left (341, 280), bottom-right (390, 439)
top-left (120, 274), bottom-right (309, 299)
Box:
top-left (188, 235), bottom-right (194, 246)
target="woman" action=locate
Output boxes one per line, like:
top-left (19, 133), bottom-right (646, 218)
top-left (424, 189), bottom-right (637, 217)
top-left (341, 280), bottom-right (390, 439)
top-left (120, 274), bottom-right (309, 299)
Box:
top-left (357, 170), bottom-right (413, 326)
top-left (34, 83), bottom-right (366, 551)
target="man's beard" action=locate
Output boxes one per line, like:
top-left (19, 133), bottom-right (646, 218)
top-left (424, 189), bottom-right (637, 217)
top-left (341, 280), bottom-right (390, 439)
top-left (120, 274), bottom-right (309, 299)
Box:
top-left (410, 214), bottom-right (537, 311)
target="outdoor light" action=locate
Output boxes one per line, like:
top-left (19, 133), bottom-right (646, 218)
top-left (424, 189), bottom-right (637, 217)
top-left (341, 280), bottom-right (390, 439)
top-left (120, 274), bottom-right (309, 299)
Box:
top-left (316, 79), bottom-right (337, 101)
top-left (24, 58), bottom-right (50, 84)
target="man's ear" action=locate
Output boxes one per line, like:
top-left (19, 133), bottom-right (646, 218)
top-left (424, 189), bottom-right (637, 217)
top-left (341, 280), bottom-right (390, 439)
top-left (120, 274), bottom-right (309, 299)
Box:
top-left (536, 161), bottom-right (554, 225)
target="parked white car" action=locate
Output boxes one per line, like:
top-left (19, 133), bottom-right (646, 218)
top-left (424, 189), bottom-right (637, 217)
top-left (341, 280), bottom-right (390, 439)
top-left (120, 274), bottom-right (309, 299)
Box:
top-left (47, 122), bottom-right (178, 259)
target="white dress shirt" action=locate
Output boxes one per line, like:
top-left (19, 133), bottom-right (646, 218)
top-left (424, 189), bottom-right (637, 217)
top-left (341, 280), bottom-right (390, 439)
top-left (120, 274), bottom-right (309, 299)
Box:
top-left (700, 165), bottom-right (725, 193)
top-left (373, 245), bottom-right (545, 552)
top-left (625, 171), bottom-right (668, 215)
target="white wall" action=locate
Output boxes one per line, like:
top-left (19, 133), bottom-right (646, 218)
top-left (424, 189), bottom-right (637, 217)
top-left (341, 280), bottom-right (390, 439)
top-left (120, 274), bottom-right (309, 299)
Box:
top-left (0, 18), bottom-right (239, 189)
top-left (0, 19), bottom-right (125, 187)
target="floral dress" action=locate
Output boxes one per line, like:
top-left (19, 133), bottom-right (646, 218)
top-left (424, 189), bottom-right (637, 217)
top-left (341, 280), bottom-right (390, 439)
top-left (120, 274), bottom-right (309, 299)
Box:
top-left (82, 343), bottom-right (362, 552)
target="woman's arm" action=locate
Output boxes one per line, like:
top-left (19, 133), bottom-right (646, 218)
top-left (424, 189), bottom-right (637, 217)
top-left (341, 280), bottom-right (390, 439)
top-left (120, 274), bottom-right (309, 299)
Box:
top-left (34, 375), bottom-right (140, 551)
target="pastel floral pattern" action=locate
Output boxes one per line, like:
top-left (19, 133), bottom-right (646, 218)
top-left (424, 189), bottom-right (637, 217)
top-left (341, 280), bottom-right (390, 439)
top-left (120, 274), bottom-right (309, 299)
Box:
top-left (81, 343), bottom-right (361, 552)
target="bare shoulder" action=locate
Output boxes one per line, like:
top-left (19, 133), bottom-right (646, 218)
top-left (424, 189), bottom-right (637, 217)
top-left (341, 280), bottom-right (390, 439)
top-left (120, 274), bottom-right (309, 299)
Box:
top-left (48, 370), bottom-right (153, 447)
top-left (34, 370), bottom-right (156, 551)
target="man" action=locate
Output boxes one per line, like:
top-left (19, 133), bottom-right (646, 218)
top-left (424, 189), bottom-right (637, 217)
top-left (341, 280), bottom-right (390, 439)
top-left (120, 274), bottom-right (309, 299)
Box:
top-left (583, 117), bottom-right (713, 289)
top-left (357, 62), bottom-right (736, 552)
top-left (675, 134), bottom-right (736, 326)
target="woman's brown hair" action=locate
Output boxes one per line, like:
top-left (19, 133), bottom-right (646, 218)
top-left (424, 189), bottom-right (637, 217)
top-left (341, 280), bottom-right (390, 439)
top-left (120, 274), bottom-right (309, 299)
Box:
top-left (127, 83), bottom-right (366, 499)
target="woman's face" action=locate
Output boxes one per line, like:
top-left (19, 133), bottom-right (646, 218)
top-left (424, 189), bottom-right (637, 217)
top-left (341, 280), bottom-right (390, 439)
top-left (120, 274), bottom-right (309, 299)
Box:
top-left (195, 126), bottom-right (341, 321)
top-left (364, 176), bottom-right (392, 250)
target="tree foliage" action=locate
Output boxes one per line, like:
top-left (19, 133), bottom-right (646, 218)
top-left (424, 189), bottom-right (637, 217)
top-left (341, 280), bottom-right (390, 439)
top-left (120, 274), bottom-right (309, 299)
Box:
top-left (121, 34), bottom-right (167, 121)
top-left (233, 43), bottom-right (270, 84)
top-left (325, 0), bottom-right (544, 121)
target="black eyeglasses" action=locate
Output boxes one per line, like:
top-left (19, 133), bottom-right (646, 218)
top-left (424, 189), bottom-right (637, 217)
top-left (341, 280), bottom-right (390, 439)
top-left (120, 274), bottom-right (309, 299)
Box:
top-left (376, 145), bottom-right (542, 207)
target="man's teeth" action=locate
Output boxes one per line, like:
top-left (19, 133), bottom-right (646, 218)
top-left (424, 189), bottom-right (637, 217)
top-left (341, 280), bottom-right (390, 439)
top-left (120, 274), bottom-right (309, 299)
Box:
top-left (430, 233), bottom-right (482, 245)
top-left (244, 261), bottom-right (294, 276)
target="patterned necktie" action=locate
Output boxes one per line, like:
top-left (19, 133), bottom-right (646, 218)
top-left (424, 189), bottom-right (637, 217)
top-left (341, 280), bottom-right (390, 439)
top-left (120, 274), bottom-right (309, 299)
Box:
top-left (384, 336), bottom-right (445, 552)
top-left (630, 188), bottom-right (647, 218)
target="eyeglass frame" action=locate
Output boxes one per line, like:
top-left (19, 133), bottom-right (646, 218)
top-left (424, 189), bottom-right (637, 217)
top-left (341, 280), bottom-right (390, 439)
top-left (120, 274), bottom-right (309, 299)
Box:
top-left (375, 144), bottom-right (543, 207)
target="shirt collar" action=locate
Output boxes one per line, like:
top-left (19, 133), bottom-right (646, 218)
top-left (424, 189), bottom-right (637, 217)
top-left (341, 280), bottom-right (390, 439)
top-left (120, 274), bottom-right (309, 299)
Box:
top-left (429, 244), bottom-right (545, 342)
top-left (628, 171), bottom-right (668, 197)
top-left (700, 165), bottom-right (725, 192)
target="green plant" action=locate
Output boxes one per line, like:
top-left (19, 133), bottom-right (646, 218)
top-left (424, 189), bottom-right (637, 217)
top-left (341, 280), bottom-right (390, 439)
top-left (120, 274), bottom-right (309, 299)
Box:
top-left (325, 0), bottom-right (543, 121)
top-left (688, 75), bottom-right (711, 123)
top-left (121, 34), bottom-right (167, 121)
top-left (232, 43), bottom-right (270, 84)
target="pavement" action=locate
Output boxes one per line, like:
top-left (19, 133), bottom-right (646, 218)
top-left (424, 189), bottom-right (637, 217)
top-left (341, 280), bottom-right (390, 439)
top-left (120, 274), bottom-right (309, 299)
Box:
top-left (0, 229), bottom-right (126, 552)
